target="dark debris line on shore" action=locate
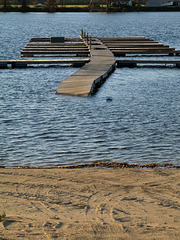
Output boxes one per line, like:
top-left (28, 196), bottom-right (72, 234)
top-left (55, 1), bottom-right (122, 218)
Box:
top-left (0, 162), bottom-right (179, 169)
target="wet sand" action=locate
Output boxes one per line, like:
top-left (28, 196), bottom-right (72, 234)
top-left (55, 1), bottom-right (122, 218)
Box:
top-left (0, 168), bottom-right (180, 239)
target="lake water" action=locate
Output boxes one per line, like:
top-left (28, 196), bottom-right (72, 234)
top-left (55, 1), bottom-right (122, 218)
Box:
top-left (0, 12), bottom-right (180, 167)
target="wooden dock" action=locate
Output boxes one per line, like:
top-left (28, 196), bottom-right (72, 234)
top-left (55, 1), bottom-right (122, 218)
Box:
top-left (22, 36), bottom-right (179, 57)
top-left (56, 37), bottom-right (116, 97)
top-left (1, 35), bottom-right (179, 97)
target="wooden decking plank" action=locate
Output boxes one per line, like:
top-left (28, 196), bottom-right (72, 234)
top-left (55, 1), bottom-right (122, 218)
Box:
top-left (25, 46), bottom-right (88, 49)
top-left (106, 44), bottom-right (165, 48)
top-left (109, 47), bottom-right (174, 50)
top-left (112, 49), bottom-right (175, 54)
top-left (21, 50), bottom-right (90, 56)
top-left (30, 37), bottom-right (83, 42)
top-left (0, 59), bottom-right (90, 68)
top-left (103, 42), bottom-right (163, 45)
top-left (22, 48), bottom-right (89, 51)
top-left (103, 41), bottom-right (160, 44)
top-left (116, 59), bottom-right (180, 64)
top-left (99, 36), bottom-right (150, 41)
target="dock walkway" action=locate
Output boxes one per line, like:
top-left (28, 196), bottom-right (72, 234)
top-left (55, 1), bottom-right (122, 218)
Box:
top-left (56, 38), bottom-right (116, 97)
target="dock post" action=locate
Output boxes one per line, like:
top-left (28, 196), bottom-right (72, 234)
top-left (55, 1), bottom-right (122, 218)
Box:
top-left (90, 36), bottom-right (91, 50)
top-left (84, 30), bottom-right (86, 39)
top-left (22, 53), bottom-right (34, 57)
top-left (87, 33), bottom-right (89, 44)
top-left (80, 29), bottom-right (83, 39)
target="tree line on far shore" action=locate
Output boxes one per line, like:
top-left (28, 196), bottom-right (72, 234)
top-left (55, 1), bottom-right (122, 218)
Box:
top-left (0, 0), bottom-right (117, 12)
top-left (0, 0), bottom-right (179, 12)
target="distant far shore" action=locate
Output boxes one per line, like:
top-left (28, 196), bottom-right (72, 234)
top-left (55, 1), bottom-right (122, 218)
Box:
top-left (1, 6), bottom-right (180, 13)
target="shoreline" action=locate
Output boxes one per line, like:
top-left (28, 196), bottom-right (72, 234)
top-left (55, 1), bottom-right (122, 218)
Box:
top-left (1, 6), bottom-right (180, 12)
top-left (0, 167), bottom-right (179, 239)
top-left (1, 161), bottom-right (180, 169)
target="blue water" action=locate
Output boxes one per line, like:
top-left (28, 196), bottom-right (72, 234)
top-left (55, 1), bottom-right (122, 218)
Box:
top-left (0, 12), bottom-right (180, 167)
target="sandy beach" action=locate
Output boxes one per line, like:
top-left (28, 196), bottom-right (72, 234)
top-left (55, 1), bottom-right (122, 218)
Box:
top-left (0, 168), bottom-right (179, 240)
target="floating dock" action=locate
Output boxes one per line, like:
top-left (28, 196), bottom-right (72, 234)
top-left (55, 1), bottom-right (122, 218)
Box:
top-left (21, 37), bottom-right (90, 57)
top-left (116, 59), bottom-right (180, 68)
top-left (1, 35), bottom-right (179, 97)
top-left (99, 37), bottom-right (179, 56)
top-left (21, 36), bottom-right (179, 57)
top-left (0, 59), bottom-right (90, 68)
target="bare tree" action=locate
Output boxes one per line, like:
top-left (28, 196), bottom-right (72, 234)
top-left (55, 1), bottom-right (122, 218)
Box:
top-left (21, 0), bottom-right (27, 11)
top-left (106, 0), bottom-right (111, 11)
top-left (3, 0), bottom-right (8, 10)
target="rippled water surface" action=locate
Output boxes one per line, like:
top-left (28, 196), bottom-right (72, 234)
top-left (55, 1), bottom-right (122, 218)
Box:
top-left (0, 12), bottom-right (180, 167)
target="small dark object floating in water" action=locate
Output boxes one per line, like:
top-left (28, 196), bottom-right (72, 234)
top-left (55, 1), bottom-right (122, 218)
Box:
top-left (106, 97), bottom-right (113, 101)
